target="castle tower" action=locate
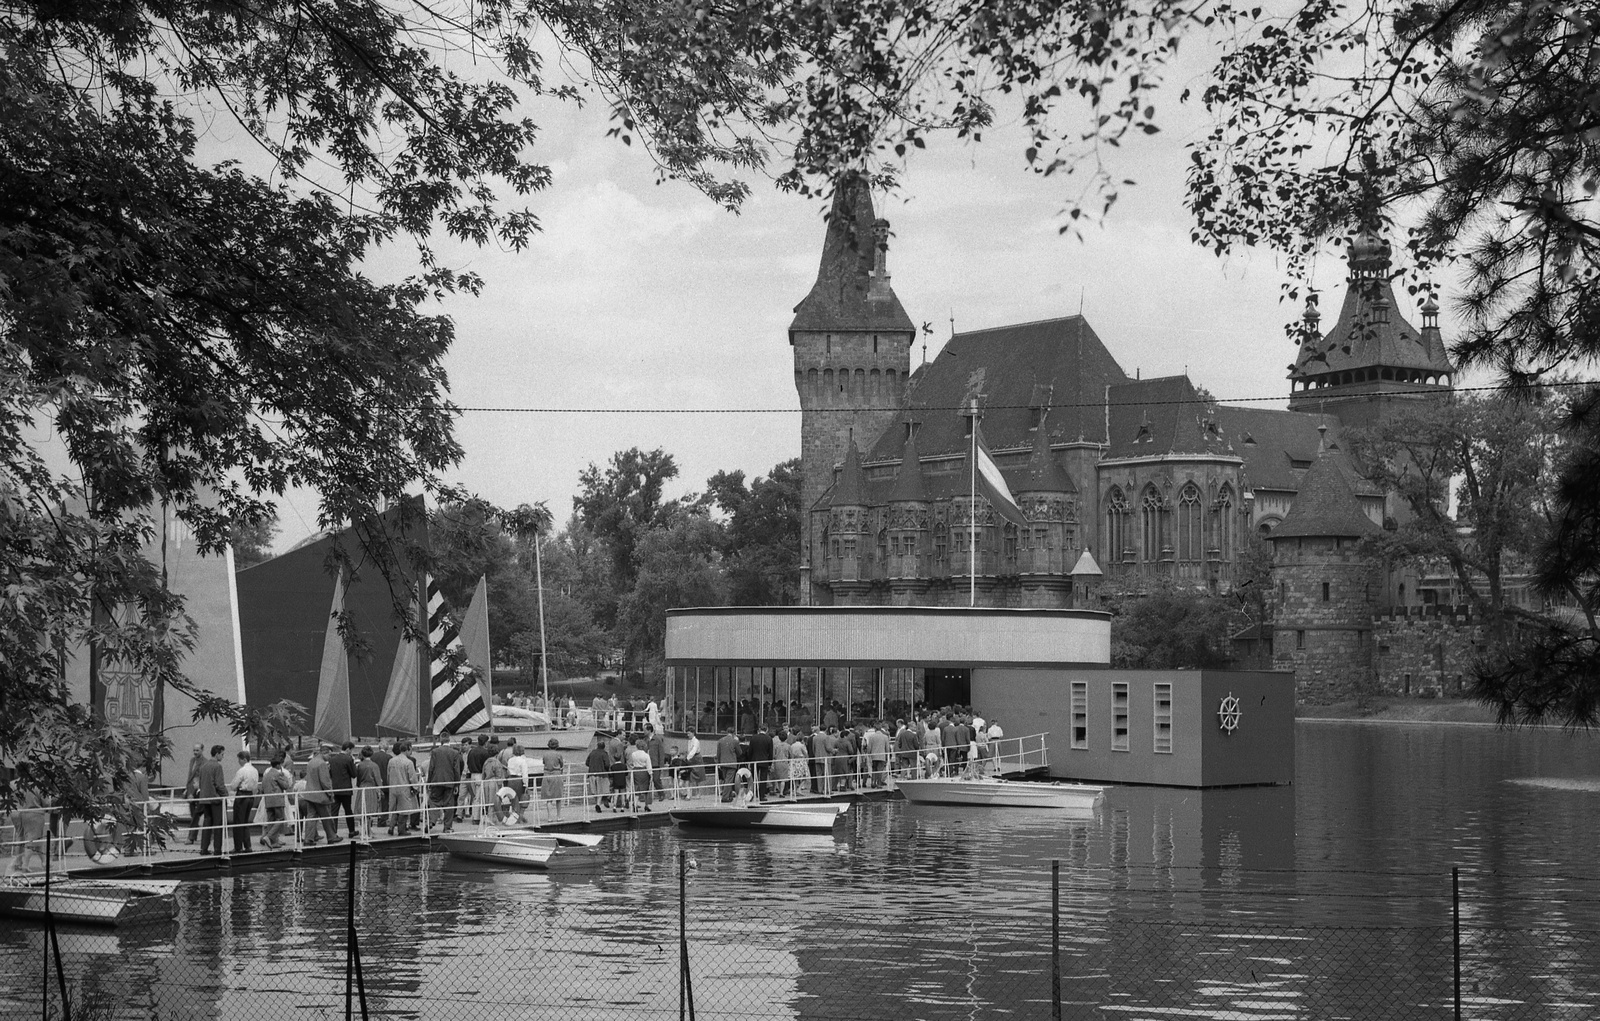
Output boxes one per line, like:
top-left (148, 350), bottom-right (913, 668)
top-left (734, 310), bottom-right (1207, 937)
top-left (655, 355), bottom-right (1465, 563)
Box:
top-left (1266, 447), bottom-right (1382, 702)
top-left (792, 175), bottom-right (915, 604)
top-left (818, 438), bottom-right (873, 605)
top-left (1014, 410), bottom-right (1077, 607)
top-left (884, 424), bottom-right (931, 606)
top-left (1288, 234), bottom-right (1455, 428)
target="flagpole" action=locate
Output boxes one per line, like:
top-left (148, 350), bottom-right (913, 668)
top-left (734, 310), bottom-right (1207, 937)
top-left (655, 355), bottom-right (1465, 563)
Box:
top-left (969, 398), bottom-right (978, 608)
top-left (534, 526), bottom-right (550, 714)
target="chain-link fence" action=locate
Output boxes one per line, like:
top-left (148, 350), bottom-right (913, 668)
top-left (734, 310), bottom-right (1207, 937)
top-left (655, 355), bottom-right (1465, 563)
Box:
top-left (3, 848), bottom-right (1597, 1021)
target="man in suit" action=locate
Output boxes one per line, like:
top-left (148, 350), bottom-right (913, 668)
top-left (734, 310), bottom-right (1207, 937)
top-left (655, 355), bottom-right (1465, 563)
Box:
top-left (301, 748), bottom-right (338, 844)
top-left (715, 726), bottom-right (742, 802)
top-left (746, 724), bottom-right (775, 800)
top-left (327, 741), bottom-right (358, 839)
top-left (194, 745), bottom-right (229, 856)
top-left (371, 741), bottom-right (393, 827)
top-left (426, 736), bottom-right (463, 833)
top-left (182, 743), bottom-right (206, 844)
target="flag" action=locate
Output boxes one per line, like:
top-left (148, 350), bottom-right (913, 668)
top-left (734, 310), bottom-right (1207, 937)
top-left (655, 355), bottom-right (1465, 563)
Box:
top-left (313, 573), bottom-right (353, 745)
top-left (973, 425), bottom-right (1027, 527)
top-left (429, 575), bottom-right (490, 734)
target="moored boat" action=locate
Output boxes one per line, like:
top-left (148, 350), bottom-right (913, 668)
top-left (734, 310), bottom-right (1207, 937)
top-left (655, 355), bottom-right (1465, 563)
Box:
top-left (894, 777), bottom-right (1106, 810)
top-left (435, 829), bottom-right (604, 871)
top-left (0, 877), bottom-right (180, 926)
top-left (669, 802), bottom-right (849, 833)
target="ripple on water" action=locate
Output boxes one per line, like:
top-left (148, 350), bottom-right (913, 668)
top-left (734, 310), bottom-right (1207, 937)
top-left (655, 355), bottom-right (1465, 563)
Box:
top-left (1504, 776), bottom-right (1600, 791)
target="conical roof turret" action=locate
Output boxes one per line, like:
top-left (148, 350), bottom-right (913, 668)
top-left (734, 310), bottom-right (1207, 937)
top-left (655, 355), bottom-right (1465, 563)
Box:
top-left (887, 429), bottom-right (928, 503)
top-left (831, 438), bottom-right (869, 507)
top-left (789, 173), bottom-right (916, 336)
top-left (1015, 416), bottom-right (1075, 493)
top-left (1270, 449), bottom-right (1380, 540)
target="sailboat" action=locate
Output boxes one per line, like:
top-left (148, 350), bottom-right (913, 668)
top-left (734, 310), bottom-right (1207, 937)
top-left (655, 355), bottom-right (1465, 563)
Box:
top-left (313, 573), bottom-right (353, 745)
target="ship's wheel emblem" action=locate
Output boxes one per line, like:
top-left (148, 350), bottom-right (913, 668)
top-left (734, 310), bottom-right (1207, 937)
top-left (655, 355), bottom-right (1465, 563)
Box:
top-left (1218, 693), bottom-right (1242, 734)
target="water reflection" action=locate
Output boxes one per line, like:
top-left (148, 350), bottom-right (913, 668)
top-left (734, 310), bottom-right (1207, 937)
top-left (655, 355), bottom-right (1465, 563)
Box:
top-left (4, 723), bottom-right (1599, 1021)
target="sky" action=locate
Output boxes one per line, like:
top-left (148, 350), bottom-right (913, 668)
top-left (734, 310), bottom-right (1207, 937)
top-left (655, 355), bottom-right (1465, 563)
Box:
top-left (267, 40), bottom-right (1467, 553)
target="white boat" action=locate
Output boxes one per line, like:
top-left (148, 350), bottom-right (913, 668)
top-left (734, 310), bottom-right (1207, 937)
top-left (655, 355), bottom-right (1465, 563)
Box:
top-left (0, 877), bottom-right (180, 926)
top-left (436, 829), bottom-right (604, 871)
top-left (669, 802), bottom-right (849, 832)
top-left (895, 777), bottom-right (1106, 810)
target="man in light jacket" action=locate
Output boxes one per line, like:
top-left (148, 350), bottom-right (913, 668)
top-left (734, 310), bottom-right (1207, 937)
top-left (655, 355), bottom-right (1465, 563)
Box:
top-left (300, 749), bottom-right (338, 844)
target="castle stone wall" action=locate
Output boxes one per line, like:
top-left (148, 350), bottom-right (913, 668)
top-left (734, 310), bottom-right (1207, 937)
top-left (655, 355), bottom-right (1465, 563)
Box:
top-left (1270, 536), bottom-right (1377, 702)
top-left (1373, 607), bottom-right (1483, 696)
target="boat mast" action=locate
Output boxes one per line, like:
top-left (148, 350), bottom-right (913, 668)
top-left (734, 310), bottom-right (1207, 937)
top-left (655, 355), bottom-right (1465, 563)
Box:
top-left (969, 397), bottom-right (978, 608)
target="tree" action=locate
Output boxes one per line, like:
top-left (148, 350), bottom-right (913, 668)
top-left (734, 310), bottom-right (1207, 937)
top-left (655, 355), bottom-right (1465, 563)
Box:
top-left (706, 458), bottom-right (802, 605)
top-left (1106, 587), bottom-right (1239, 670)
top-left (574, 448), bottom-right (684, 614)
top-left (616, 511), bottom-right (730, 668)
top-left (1347, 393), bottom-right (1561, 641)
top-left (228, 509), bottom-right (280, 571)
top-left (1469, 387), bottom-right (1600, 726)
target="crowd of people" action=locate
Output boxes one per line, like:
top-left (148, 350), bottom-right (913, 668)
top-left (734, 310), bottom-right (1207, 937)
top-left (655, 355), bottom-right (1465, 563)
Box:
top-left (3, 703), bottom-right (1006, 869)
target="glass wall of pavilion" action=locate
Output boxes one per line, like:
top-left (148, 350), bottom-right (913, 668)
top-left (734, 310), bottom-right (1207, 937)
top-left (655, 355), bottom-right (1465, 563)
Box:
top-left (665, 666), bottom-right (935, 735)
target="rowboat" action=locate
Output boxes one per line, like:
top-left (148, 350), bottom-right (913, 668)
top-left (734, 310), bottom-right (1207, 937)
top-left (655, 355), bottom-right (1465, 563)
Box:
top-left (0, 877), bottom-right (180, 926)
top-left (435, 829), bottom-right (604, 871)
top-left (669, 802), bottom-right (849, 832)
top-left (895, 777), bottom-right (1106, 810)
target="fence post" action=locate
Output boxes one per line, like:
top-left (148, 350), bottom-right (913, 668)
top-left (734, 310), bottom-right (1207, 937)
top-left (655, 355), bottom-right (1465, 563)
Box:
top-left (1052, 858), bottom-right (1061, 1021)
top-left (345, 837), bottom-right (368, 1021)
top-left (679, 849), bottom-right (695, 1021)
top-left (1452, 866), bottom-right (1460, 1021)
top-left (43, 835), bottom-right (70, 1021)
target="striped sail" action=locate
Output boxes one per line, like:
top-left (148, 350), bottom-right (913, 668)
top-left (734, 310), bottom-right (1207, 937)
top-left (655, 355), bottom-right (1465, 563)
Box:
top-left (429, 576), bottom-right (489, 734)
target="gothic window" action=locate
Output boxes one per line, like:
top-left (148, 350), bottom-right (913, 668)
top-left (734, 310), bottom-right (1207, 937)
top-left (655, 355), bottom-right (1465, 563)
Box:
top-left (877, 528), bottom-right (888, 563)
top-left (1003, 524), bottom-right (1018, 561)
top-left (1177, 484), bottom-right (1203, 561)
top-left (1105, 487), bottom-right (1129, 564)
top-left (1214, 483), bottom-right (1236, 559)
top-left (1140, 485), bottom-right (1167, 562)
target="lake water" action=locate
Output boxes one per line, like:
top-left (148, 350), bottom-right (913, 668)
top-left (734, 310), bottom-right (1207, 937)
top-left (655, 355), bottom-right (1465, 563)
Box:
top-left (6, 721), bottom-right (1600, 1021)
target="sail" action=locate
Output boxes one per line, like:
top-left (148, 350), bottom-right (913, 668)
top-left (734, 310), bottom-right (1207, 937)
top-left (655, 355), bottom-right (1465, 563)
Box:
top-left (458, 575), bottom-right (493, 714)
top-left (429, 574), bottom-right (489, 734)
top-left (376, 598), bottom-right (422, 735)
top-left (312, 573), bottom-right (353, 745)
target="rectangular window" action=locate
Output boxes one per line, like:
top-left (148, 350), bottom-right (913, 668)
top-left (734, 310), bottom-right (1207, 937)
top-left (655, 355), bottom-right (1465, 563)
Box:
top-left (1112, 682), bottom-right (1129, 752)
top-left (1070, 682), bottom-right (1088, 749)
top-left (1296, 629), bottom-right (1306, 650)
top-left (1322, 581), bottom-right (1330, 601)
top-left (1153, 683), bottom-right (1173, 754)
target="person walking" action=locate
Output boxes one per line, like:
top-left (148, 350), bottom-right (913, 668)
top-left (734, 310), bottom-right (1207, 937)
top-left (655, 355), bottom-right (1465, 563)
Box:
top-left (327, 741), bottom-right (359, 839)
top-left (747, 724), bottom-right (775, 800)
top-left (387, 741), bottom-right (421, 835)
top-left (194, 745), bottom-right (228, 856)
top-left (584, 739), bottom-right (612, 812)
top-left (182, 743), bottom-right (206, 844)
top-left (426, 736), bottom-right (464, 833)
top-left (259, 754), bottom-right (293, 849)
top-left (541, 738), bottom-right (565, 821)
top-left (228, 750), bottom-right (260, 854)
top-left (301, 748), bottom-right (338, 844)
top-left (716, 726), bottom-right (741, 802)
top-left (627, 738), bottom-right (654, 812)
top-left (371, 741), bottom-right (393, 824)
top-left (646, 725), bottom-right (667, 799)
top-left (355, 746), bottom-right (383, 839)
top-left (894, 719), bottom-right (920, 779)
top-left (865, 723), bottom-right (892, 788)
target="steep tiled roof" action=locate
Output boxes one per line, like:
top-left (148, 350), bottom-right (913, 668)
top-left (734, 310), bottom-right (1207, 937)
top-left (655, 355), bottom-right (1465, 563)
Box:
top-left (1214, 405), bottom-right (1336, 492)
top-left (1104, 376), bottom-right (1231, 459)
top-left (1269, 450), bottom-right (1381, 539)
top-left (1292, 237), bottom-right (1455, 379)
top-left (789, 175), bottom-right (916, 336)
top-left (865, 315), bottom-right (1129, 463)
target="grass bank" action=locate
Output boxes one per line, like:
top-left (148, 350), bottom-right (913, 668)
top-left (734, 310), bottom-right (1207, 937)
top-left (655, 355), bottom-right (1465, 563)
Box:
top-left (1296, 696), bottom-right (1500, 724)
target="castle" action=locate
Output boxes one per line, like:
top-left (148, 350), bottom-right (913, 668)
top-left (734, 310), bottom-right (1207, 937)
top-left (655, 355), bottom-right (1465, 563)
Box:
top-left (788, 176), bottom-right (1464, 701)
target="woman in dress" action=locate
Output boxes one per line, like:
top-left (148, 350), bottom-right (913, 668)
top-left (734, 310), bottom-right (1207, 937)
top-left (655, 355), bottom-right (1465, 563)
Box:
top-left (771, 730), bottom-right (790, 798)
top-left (787, 735), bottom-right (810, 799)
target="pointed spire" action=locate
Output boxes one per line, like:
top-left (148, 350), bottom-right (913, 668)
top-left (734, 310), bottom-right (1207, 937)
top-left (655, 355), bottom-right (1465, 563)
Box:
top-left (887, 427), bottom-right (928, 503)
top-left (832, 437), bottom-right (868, 507)
top-left (1016, 413), bottom-right (1075, 493)
top-left (1070, 549), bottom-right (1103, 577)
top-left (789, 173), bottom-right (915, 335)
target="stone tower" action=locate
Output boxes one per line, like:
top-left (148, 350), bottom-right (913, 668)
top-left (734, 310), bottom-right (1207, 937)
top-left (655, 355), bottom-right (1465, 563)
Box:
top-left (1013, 410), bottom-right (1077, 607)
top-left (1288, 234), bottom-right (1455, 429)
top-left (791, 175), bottom-right (915, 603)
top-left (1266, 447), bottom-right (1382, 701)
